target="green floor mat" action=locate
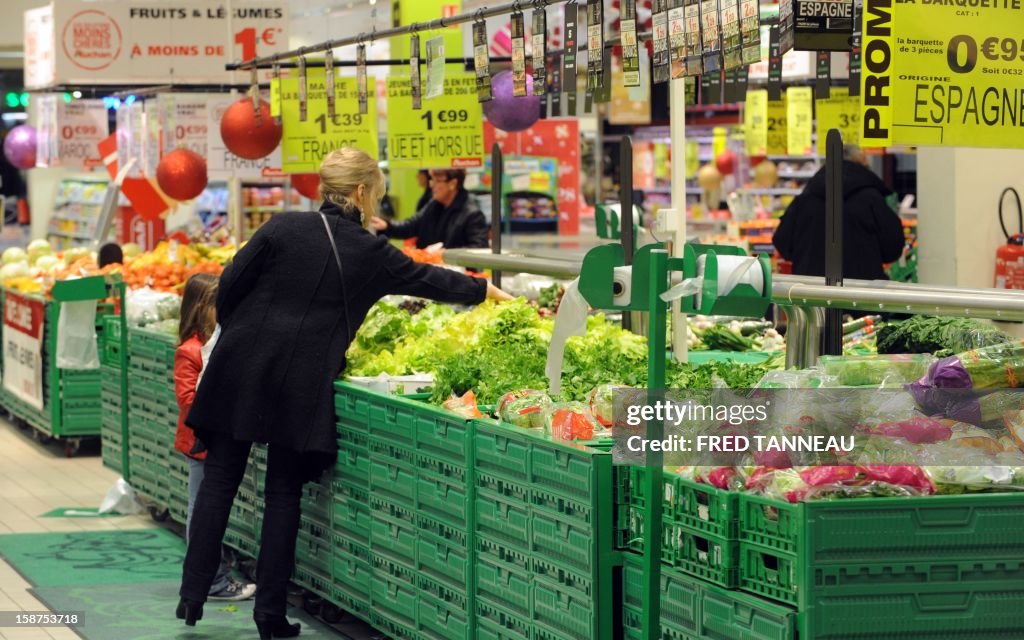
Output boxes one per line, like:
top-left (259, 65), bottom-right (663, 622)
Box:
top-left (0, 529), bottom-right (185, 586)
top-left (31, 581), bottom-right (342, 640)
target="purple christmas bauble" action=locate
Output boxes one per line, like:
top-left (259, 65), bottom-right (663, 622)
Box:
top-left (482, 71), bottom-right (541, 133)
top-left (3, 125), bottom-right (37, 170)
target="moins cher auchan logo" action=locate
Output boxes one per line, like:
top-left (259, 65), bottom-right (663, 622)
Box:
top-left (62, 9), bottom-right (123, 71)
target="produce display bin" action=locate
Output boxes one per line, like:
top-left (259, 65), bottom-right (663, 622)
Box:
top-left (738, 492), bottom-right (1024, 639)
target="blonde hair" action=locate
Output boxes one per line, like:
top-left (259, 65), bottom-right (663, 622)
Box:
top-left (319, 147), bottom-right (385, 228)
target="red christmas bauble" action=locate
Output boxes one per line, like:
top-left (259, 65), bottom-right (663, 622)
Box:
top-left (156, 148), bottom-right (208, 201)
top-left (715, 150), bottom-right (737, 176)
top-left (220, 98), bottom-right (282, 160)
top-left (749, 155), bottom-right (767, 167)
top-left (290, 173), bottom-right (321, 200)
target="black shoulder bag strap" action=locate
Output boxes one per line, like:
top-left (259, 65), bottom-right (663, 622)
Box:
top-left (320, 211), bottom-right (355, 342)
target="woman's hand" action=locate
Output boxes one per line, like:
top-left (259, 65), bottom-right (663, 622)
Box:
top-left (486, 282), bottom-right (514, 302)
top-left (370, 216), bottom-right (389, 232)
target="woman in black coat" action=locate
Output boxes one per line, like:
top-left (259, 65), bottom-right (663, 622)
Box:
top-left (176, 147), bottom-right (510, 639)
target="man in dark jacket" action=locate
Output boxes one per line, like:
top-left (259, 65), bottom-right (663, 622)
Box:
top-left (773, 146), bottom-right (906, 280)
top-left (371, 169), bottom-right (490, 249)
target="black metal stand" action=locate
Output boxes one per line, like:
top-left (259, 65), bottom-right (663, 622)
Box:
top-left (491, 143), bottom-right (503, 289)
top-left (823, 129), bottom-right (844, 355)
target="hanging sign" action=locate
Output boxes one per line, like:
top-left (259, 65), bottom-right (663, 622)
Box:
top-left (745, 89), bottom-right (768, 156)
top-left (533, 7), bottom-right (548, 95)
top-left (410, 34), bottom-right (422, 110)
top-left (767, 24), bottom-right (783, 100)
top-left (472, 21), bottom-right (491, 102)
top-left (425, 36), bottom-right (446, 100)
top-left (551, 61), bottom-right (562, 115)
top-left (158, 94), bottom-right (209, 157)
top-left (387, 73), bottom-right (484, 169)
top-left (787, 86), bottom-right (813, 155)
top-left (356, 45), bottom-right (368, 114)
top-left (720, 0), bottom-right (742, 70)
top-left (511, 10), bottom-right (528, 96)
top-left (3, 292), bottom-right (46, 411)
top-left (281, 75), bottom-right (378, 173)
top-left (701, 72), bottom-right (722, 105)
top-left (847, 0), bottom-right (861, 97)
top-left (324, 50), bottom-right (336, 118)
top-left (621, 0), bottom-right (641, 87)
top-left (779, 0), bottom-right (796, 54)
top-left (793, 0), bottom-right (854, 51)
top-left (667, 0), bottom-right (686, 79)
top-left (563, 1), bottom-right (579, 91)
top-left (207, 96), bottom-right (282, 177)
top-left (740, 0), bottom-right (762, 64)
top-left (116, 101), bottom-right (146, 179)
top-left (586, 0), bottom-right (605, 91)
top-left (652, 0), bottom-right (671, 83)
top-left (816, 88), bottom-right (859, 154)
top-left (684, 0), bottom-right (703, 76)
top-left (723, 68), bottom-right (739, 103)
top-left (297, 56), bottom-right (308, 122)
top-left (23, 1), bottom-right (289, 89)
top-left (35, 96), bottom-right (109, 170)
top-left (767, 99), bottom-right (788, 155)
top-left (861, 0), bottom-right (1024, 150)
top-left (816, 51), bottom-right (831, 99)
top-left (701, 0), bottom-right (723, 74)
top-left (270, 64), bottom-right (282, 123)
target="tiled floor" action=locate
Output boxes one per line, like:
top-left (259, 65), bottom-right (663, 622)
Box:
top-left (0, 418), bottom-right (155, 639)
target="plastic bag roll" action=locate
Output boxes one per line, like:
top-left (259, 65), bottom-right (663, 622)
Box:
top-left (546, 278), bottom-right (589, 396)
top-left (695, 254), bottom-right (765, 309)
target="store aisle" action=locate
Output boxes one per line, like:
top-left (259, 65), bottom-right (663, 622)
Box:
top-left (0, 419), bottom-right (155, 640)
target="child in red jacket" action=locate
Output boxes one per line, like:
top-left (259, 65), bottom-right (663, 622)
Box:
top-left (175, 274), bottom-right (255, 601)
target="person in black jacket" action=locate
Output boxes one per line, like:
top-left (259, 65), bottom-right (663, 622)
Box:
top-left (371, 168), bottom-right (490, 249)
top-left (176, 148), bottom-right (510, 639)
top-left (773, 146), bottom-right (906, 281)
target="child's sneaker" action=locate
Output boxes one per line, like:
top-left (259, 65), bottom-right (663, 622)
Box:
top-left (208, 580), bottom-right (257, 601)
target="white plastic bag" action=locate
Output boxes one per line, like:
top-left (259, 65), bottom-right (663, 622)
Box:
top-left (98, 477), bottom-right (143, 515)
top-left (56, 300), bottom-right (99, 369)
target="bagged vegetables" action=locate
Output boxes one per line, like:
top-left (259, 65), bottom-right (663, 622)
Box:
top-left (496, 389), bottom-right (552, 429)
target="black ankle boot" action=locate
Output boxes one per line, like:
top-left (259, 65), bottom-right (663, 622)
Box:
top-left (175, 598), bottom-right (203, 626)
top-left (253, 612), bottom-right (301, 640)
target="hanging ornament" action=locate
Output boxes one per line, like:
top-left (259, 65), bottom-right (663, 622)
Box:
top-left (697, 164), bottom-right (723, 190)
top-left (483, 70), bottom-right (541, 133)
top-left (220, 98), bottom-right (282, 160)
top-left (290, 173), bottom-right (321, 200)
top-left (156, 148), bottom-right (208, 201)
top-left (3, 125), bottom-right (37, 170)
top-left (753, 160), bottom-right (778, 187)
top-left (715, 150), bottom-right (737, 176)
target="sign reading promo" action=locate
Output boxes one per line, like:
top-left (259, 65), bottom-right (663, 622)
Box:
top-left (23, 0), bottom-right (288, 89)
top-left (861, 0), bottom-right (1024, 149)
top-left (35, 96), bottom-right (108, 170)
top-left (281, 75), bottom-right (378, 173)
top-left (2, 293), bottom-right (46, 411)
top-left (387, 74), bottom-right (485, 169)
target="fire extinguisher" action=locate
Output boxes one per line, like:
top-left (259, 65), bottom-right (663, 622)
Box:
top-left (995, 187), bottom-right (1024, 289)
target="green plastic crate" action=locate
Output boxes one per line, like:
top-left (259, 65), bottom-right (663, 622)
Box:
top-left (295, 529), bottom-right (332, 575)
top-left (333, 381), bottom-right (372, 432)
top-left (416, 532), bottom-right (469, 591)
top-left (336, 430), bottom-right (369, 478)
top-left (367, 395), bottom-right (419, 449)
top-left (530, 510), bottom-right (593, 573)
top-left (476, 555), bottom-right (531, 618)
top-left (531, 556), bottom-right (592, 600)
top-left (292, 565), bottom-right (331, 597)
top-left (417, 471), bottom-right (469, 528)
top-left (476, 601), bottom-right (531, 640)
top-left (332, 487), bottom-right (371, 546)
top-left (532, 577), bottom-right (595, 640)
top-left (477, 538), bottom-right (531, 574)
top-left (370, 562), bottom-right (418, 629)
top-left (739, 492), bottom-right (1024, 638)
top-left (369, 612), bottom-right (417, 640)
top-left (415, 573), bottom-right (468, 616)
top-left (370, 512), bottom-right (417, 567)
top-left (413, 402), bottom-right (469, 465)
top-left (622, 554), bottom-right (700, 635)
top-left (419, 593), bottom-right (469, 640)
top-left (476, 488), bottom-right (531, 551)
top-left (473, 421), bottom-right (530, 483)
top-left (329, 542), bottom-right (371, 615)
top-left (369, 457), bottom-right (416, 508)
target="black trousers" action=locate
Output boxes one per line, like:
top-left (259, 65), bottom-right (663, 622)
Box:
top-left (179, 434), bottom-right (307, 616)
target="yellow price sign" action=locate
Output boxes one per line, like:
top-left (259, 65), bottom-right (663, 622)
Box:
top-left (685, 139), bottom-right (700, 178)
top-left (816, 88), bottom-right (861, 155)
top-left (786, 87), bottom-right (813, 156)
top-left (861, 0), bottom-right (1024, 149)
top-left (386, 73), bottom-right (484, 168)
top-left (766, 99), bottom-right (787, 156)
top-left (280, 75), bottom-right (378, 173)
top-left (744, 89), bottom-right (768, 156)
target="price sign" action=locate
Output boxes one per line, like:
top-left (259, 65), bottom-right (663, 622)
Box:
top-left (35, 96), bottom-right (109, 170)
top-left (767, 99), bottom-right (788, 155)
top-left (684, 0), bottom-right (703, 76)
top-left (787, 86), bottom-right (813, 155)
top-left (668, 0), bottom-right (686, 79)
top-left (745, 89), bottom-right (769, 156)
top-left (652, 0), bottom-right (671, 83)
top-left (861, 0), bottom-right (1024, 149)
top-left (740, 0), bottom-right (762, 64)
top-left (816, 88), bottom-right (860, 154)
top-left (281, 75), bottom-right (377, 173)
top-left (159, 94), bottom-right (209, 157)
top-left (3, 293), bottom-right (45, 411)
top-left (387, 74), bottom-right (484, 169)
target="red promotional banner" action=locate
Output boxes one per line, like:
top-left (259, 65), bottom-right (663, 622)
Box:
top-left (3, 292), bottom-right (46, 410)
top-left (484, 119), bottom-right (581, 236)
top-left (97, 133), bottom-right (171, 221)
top-left (117, 205), bottom-right (166, 251)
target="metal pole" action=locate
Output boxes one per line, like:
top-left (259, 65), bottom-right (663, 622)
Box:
top-left (621, 137), bottom-right (634, 332)
top-left (226, 0), bottom-right (568, 70)
top-left (669, 75), bottom-right (689, 362)
top-left (491, 144), bottom-right (503, 289)
top-left (822, 129), bottom-right (844, 355)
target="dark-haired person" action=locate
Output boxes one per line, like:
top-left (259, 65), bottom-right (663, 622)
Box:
top-left (370, 168), bottom-right (490, 249)
top-left (98, 242), bottom-right (124, 268)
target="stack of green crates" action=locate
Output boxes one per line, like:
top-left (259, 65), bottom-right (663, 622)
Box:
top-left (472, 419), bottom-right (617, 640)
top-left (125, 327), bottom-right (178, 508)
top-left (621, 469), bottom-right (741, 589)
top-left (737, 492), bottom-right (1024, 639)
top-left (99, 361), bottom-right (123, 474)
